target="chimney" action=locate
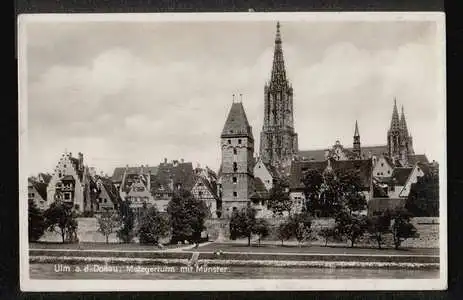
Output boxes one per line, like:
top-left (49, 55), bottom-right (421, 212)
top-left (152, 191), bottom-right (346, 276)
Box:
top-left (164, 158), bottom-right (167, 164)
top-left (180, 158), bottom-right (184, 163)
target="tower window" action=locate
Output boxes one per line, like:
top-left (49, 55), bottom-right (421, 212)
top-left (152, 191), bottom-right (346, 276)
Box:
top-left (233, 148), bottom-right (237, 155)
top-left (228, 139), bottom-right (231, 145)
top-left (233, 192), bottom-right (237, 197)
top-left (233, 177), bottom-right (237, 183)
top-left (238, 139), bottom-right (242, 144)
top-left (233, 162), bottom-right (237, 172)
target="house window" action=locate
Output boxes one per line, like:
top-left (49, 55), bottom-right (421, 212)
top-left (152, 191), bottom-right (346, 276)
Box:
top-left (98, 198), bottom-right (102, 203)
top-left (64, 193), bottom-right (70, 200)
top-left (228, 139), bottom-right (231, 144)
top-left (63, 164), bottom-right (66, 168)
top-left (104, 199), bottom-right (107, 203)
top-left (233, 177), bottom-right (237, 183)
top-left (381, 163), bottom-right (384, 167)
top-left (238, 139), bottom-right (242, 144)
top-left (377, 172), bottom-right (380, 176)
top-left (387, 170), bottom-right (390, 174)
top-left (233, 148), bottom-right (237, 155)
top-left (233, 192), bottom-right (237, 197)
top-left (199, 191), bottom-right (203, 197)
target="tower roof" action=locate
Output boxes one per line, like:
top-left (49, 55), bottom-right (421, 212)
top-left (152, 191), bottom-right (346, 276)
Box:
top-left (269, 21), bottom-right (288, 89)
top-left (354, 120), bottom-right (360, 137)
top-left (389, 97), bottom-right (401, 132)
top-left (221, 102), bottom-right (253, 139)
top-left (400, 105), bottom-right (409, 136)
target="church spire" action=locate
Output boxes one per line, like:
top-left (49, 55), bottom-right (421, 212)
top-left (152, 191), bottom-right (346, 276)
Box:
top-left (270, 21), bottom-right (287, 89)
top-left (354, 120), bottom-right (360, 137)
top-left (400, 105), bottom-right (409, 136)
top-left (389, 97), bottom-right (400, 132)
top-left (353, 120), bottom-right (361, 158)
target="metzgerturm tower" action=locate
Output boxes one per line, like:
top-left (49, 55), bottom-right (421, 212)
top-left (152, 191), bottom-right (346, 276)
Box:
top-left (259, 22), bottom-right (299, 170)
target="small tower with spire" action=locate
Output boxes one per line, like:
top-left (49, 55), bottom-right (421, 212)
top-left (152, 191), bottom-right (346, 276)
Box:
top-left (219, 96), bottom-right (255, 217)
top-left (353, 120), bottom-right (361, 158)
top-left (259, 21), bottom-right (299, 169)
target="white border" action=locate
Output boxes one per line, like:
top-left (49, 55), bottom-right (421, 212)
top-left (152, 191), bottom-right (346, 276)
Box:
top-left (18, 11), bottom-right (447, 292)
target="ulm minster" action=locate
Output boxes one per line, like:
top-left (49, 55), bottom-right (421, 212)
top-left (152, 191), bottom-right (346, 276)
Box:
top-left (26, 20), bottom-right (440, 280)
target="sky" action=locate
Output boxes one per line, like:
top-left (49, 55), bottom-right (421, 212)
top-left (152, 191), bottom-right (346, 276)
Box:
top-left (23, 17), bottom-right (445, 177)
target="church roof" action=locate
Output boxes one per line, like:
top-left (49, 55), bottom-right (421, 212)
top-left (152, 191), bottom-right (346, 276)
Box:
top-left (299, 144), bottom-right (389, 161)
top-left (221, 102), bottom-right (253, 139)
top-left (290, 160), bottom-right (328, 189)
top-left (297, 149), bottom-right (327, 161)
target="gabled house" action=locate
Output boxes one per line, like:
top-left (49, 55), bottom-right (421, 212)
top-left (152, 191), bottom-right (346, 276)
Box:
top-left (253, 156), bottom-right (280, 191)
top-left (398, 162), bottom-right (431, 198)
top-left (93, 176), bottom-right (122, 213)
top-left (46, 151), bottom-right (87, 211)
top-left (372, 155), bottom-right (395, 178)
top-left (28, 178), bottom-right (48, 210)
top-left (191, 175), bottom-right (219, 218)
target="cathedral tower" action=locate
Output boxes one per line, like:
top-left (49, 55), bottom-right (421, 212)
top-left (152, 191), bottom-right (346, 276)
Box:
top-left (220, 98), bottom-right (255, 216)
top-left (387, 98), bottom-right (414, 165)
top-left (353, 120), bottom-right (361, 158)
top-left (259, 22), bottom-right (298, 169)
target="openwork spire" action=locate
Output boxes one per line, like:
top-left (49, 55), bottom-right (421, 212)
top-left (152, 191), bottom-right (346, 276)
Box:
top-left (354, 120), bottom-right (360, 137)
top-left (389, 97), bottom-right (400, 132)
top-left (400, 105), bottom-right (409, 136)
top-left (270, 21), bottom-right (287, 89)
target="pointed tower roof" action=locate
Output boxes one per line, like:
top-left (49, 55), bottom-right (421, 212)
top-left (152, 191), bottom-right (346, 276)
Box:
top-left (269, 21), bottom-right (288, 89)
top-left (389, 97), bottom-right (401, 132)
top-left (221, 102), bottom-right (253, 140)
top-left (354, 120), bottom-right (360, 137)
top-left (400, 105), bottom-right (409, 136)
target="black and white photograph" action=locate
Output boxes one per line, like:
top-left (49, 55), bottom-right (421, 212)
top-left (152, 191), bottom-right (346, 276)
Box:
top-left (18, 12), bottom-right (446, 291)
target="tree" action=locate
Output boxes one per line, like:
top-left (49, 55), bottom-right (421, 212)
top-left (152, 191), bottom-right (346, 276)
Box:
top-left (97, 209), bottom-right (121, 244)
top-left (228, 205), bottom-right (257, 246)
top-left (267, 176), bottom-right (293, 217)
top-left (28, 199), bottom-right (46, 242)
top-left (290, 210), bottom-right (313, 247)
top-left (335, 211), bottom-right (368, 248)
top-left (406, 172), bottom-right (439, 217)
top-left (138, 206), bottom-right (170, 245)
top-left (167, 189), bottom-right (208, 244)
top-left (253, 218), bottom-right (270, 246)
top-left (277, 222), bottom-right (292, 246)
top-left (318, 227), bottom-right (338, 247)
top-left (43, 202), bottom-right (79, 243)
top-left (367, 213), bottom-right (391, 249)
top-left (388, 209), bottom-right (419, 250)
top-left (117, 200), bottom-right (135, 243)
top-left (302, 169), bottom-right (324, 216)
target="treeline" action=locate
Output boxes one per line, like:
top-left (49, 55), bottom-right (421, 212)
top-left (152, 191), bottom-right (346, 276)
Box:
top-left (28, 189), bottom-right (209, 246)
top-left (230, 167), bottom-right (420, 249)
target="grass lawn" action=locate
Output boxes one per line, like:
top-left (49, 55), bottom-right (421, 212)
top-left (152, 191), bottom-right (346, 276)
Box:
top-left (196, 242), bottom-right (439, 256)
top-left (29, 241), bottom-right (194, 251)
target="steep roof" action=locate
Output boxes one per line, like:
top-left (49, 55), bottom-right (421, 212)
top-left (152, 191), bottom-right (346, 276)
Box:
top-left (331, 159), bottom-right (373, 189)
top-left (152, 161), bottom-right (195, 192)
top-left (29, 179), bottom-right (47, 200)
top-left (96, 176), bottom-right (122, 206)
top-left (391, 167), bottom-right (413, 186)
top-left (111, 166), bottom-right (159, 183)
top-left (289, 159), bottom-right (373, 190)
top-left (290, 160), bottom-right (328, 189)
top-left (221, 102), bottom-right (253, 139)
top-left (38, 173), bottom-right (52, 184)
top-left (193, 175), bottom-right (219, 201)
top-left (250, 177), bottom-right (269, 200)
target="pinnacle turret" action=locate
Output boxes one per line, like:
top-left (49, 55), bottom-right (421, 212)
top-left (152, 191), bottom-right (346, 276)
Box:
top-left (400, 105), bottom-right (409, 136)
top-left (389, 97), bottom-right (400, 132)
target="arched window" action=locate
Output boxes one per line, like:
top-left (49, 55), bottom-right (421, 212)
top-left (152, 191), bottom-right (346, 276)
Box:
top-left (233, 148), bottom-right (237, 155)
top-left (233, 162), bottom-right (237, 172)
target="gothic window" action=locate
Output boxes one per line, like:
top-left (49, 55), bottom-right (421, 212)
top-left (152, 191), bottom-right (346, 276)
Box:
top-left (233, 148), bottom-right (237, 155)
top-left (233, 162), bottom-right (237, 172)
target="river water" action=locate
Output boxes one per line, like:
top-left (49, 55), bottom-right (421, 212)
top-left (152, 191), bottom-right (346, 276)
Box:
top-left (30, 263), bottom-right (439, 280)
